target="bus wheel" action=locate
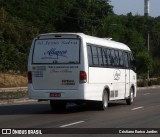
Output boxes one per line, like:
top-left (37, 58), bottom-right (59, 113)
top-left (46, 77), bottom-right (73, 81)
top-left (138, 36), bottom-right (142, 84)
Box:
top-left (97, 91), bottom-right (108, 110)
top-left (50, 100), bottom-right (66, 111)
top-left (126, 88), bottom-right (134, 105)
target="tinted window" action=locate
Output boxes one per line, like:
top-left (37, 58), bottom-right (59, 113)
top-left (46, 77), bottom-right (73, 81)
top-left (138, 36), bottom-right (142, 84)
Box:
top-left (87, 46), bottom-right (93, 66)
top-left (102, 48), bottom-right (108, 66)
top-left (110, 49), bottom-right (115, 66)
top-left (114, 50), bottom-right (119, 66)
top-left (124, 52), bottom-right (129, 68)
top-left (107, 49), bottom-right (112, 66)
top-left (91, 46), bottom-right (99, 65)
top-left (118, 50), bottom-right (124, 67)
top-left (33, 39), bottom-right (80, 64)
top-left (87, 44), bottom-right (130, 69)
top-left (97, 48), bottom-right (104, 66)
top-left (128, 53), bottom-right (131, 68)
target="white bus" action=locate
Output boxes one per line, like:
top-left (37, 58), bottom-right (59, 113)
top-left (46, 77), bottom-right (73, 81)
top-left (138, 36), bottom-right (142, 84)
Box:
top-left (28, 33), bottom-right (137, 110)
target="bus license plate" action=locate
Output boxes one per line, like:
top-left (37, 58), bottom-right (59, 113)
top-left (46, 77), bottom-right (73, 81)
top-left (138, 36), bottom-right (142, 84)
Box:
top-left (50, 93), bottom-right (61, 97)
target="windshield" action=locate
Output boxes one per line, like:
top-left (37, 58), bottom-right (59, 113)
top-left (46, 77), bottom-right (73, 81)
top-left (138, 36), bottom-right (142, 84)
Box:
top-left (32, 38), bottom-right (80, 64)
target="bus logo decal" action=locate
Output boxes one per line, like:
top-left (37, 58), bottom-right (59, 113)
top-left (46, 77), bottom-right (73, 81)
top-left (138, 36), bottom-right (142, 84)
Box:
top-left (113, 69), bottom-right (121, 80)
top-left (43, 48), bottom-right (67, 59)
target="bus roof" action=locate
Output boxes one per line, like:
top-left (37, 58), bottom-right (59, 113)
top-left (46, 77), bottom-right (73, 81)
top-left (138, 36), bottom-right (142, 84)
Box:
top-left (38, 33), bottom-right (131, 51)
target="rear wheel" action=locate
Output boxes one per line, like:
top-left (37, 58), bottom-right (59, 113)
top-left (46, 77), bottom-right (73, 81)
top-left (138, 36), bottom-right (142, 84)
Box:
top-left (97, 91), bottom-right (109, 110)
top-left (126, 88), bottom-right (134, 105)
top-left (50, 100), bottom-right (66, 111)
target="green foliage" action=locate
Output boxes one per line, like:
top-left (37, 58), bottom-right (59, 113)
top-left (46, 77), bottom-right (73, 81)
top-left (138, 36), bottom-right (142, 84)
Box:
top-left (0, 7), bottom-right (39, 72)
top-left (151, 58), bottom-right (160, 77)
top-left (0, 0), bottom-right (160, 78)
top-left (136, 52), bottom-right (153, 77)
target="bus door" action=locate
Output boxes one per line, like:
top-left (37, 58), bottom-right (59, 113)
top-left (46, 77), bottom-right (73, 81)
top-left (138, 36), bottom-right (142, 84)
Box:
top-left (124, 52), bottom-right (130, 98)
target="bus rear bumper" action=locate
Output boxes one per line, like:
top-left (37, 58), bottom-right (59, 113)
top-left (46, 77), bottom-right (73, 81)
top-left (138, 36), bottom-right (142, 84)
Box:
top-left (28, 84), bottom-right (85, 100)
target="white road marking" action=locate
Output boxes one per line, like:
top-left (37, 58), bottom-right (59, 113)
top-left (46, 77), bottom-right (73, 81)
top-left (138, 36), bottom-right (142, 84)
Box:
top-left (131, 106), bottom-right (144, 110)
top-left (60, 121), bottom-right (85, 128)
top-left (144, 93), bottom-right (150, 95)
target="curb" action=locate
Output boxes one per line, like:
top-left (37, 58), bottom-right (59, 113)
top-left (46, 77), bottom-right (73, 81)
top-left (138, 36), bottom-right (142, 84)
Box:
top-left (0, 87), bottom-right (27, 93)
top-left (137, 85), bottom-right (160, 90)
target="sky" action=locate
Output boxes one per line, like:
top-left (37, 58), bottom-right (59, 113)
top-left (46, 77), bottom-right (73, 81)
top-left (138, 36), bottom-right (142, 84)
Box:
top-left (109, 0), bottom-right (160, 17)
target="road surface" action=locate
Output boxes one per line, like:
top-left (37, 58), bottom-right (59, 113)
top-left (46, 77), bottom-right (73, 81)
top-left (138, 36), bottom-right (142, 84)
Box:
top-left (0, 87), bottom-right (160, 136)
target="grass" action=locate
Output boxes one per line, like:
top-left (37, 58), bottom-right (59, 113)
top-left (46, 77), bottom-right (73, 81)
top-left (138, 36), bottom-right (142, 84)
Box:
top-left (0, 90), bottom-right (27, 100)
top-left (0, 72), bottom-right (28, 100)
top-left (0, 72), bottom-right (27, 88)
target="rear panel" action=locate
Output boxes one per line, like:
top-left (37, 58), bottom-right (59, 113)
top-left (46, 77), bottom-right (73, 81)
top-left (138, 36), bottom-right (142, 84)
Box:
top-left (29, 35), bottom-right (81, 90)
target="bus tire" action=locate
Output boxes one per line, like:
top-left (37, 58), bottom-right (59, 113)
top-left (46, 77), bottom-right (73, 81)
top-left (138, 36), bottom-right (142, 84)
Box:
top-left (97, 91), bottom-right (108, 110)
top-left (50, 100), bottom-right (66, 111)
top-left (126, 88), bottom-right (134, 105)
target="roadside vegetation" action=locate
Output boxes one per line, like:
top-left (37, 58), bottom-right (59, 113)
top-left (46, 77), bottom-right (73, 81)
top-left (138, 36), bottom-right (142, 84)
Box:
top-left (0, 0), bottom-right (160, 88)
top-left (138, 78), bottom-right (160, 87)
top-left (0, 72), bottom-right (27, 88)
top-left (0, 90), bottom-right (27, 100)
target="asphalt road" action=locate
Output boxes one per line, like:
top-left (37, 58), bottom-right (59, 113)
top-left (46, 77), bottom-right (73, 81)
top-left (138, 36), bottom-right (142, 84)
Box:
top-left (0, 87), bottom-right (160, 137)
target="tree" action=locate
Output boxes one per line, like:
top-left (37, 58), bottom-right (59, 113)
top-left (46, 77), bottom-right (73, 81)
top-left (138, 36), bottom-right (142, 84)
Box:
top-left (136, 52), bottom-right (153, 78)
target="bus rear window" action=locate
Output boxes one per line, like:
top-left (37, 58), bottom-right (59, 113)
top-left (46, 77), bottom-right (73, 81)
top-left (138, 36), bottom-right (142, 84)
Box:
top-left (32, 38), bottom-right (80, 64)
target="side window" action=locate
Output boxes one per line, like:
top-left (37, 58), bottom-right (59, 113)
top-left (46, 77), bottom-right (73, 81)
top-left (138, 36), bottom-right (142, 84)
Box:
top-left (124, 52), bottom-right (129, 68)
top-left (102, 48), bottom-right (108, 66)
top-left (91, 46), bottom-right (99, 66)
top-left (129, 52), bottom-right (135, 68)
top-left (110, 49), bottom-right (115, 66)
top-left (87, 45), bottom-right (93, 66)
top-left (128, 53), bottom-right (131, 68)
top-left (107, 49), bottom-right (112, 66)
top-left (118, 50), bottom-right (124, 67)
top-left (114, 50), bottom-right (119, 67)
top-left (97, 48), bottom-right (104, 66)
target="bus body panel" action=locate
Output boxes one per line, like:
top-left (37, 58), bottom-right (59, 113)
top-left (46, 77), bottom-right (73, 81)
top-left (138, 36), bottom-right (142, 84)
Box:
top-left (88, 67), bottom-right (126, 100)
top-left (31, 65), bottom-right (80, 90)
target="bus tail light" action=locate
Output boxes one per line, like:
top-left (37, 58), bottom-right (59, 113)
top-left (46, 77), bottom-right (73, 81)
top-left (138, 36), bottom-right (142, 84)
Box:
top-left (28, 71), bottom-right (32, 83)
top-left (80, 71), bottom-right (87, 83)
